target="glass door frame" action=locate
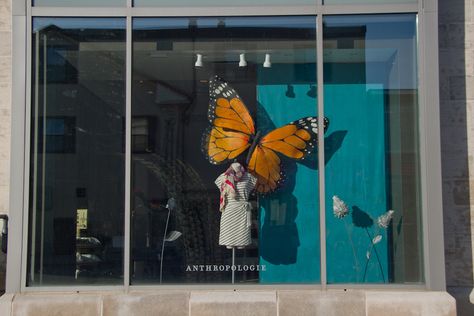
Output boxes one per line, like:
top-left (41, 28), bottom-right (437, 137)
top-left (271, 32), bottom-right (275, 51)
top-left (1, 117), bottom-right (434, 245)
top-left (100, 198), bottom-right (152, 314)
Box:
top-left (6, 0), bottom-right (445, 293)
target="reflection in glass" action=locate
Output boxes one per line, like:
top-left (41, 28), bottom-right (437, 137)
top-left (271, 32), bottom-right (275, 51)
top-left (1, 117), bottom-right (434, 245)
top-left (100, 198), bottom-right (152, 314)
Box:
top-left (34, 0), bottom-right (125, 6)
top-left (135, 0), bottom-right (315, 6)
top-left (132, 16), bottom-right (319, 284)
top-left (27, 18), bottom-right (126, 286)
top-left (324, 0), bottom-right (416, 3)
top-left (323, 14), bottom-right (423, 283)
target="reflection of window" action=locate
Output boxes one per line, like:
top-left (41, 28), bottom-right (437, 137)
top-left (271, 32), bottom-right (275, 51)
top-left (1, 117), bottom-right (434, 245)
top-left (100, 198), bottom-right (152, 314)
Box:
top-left (47, 46), bottom-right (78, 84)
top-left (38, 117), bottom-right (76, 153)
top-left (132, 117), bottom-right (155, 153)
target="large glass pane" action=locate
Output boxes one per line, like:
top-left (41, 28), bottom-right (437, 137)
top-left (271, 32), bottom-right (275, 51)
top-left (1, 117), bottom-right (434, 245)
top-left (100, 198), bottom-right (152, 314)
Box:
top-left (135, 0), bottom-right (315, 6)
top-left (132, 16), bottom-right (320, 284)
top-left (324, 14), bottom-right (423, 284)
top-left (34, 0), bottom-right (126, 6)
top-left (27, 18), bottom-right (126, 286)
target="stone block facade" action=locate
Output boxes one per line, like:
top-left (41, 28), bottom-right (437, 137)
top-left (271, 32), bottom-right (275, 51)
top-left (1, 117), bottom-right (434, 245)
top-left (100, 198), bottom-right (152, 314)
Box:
top-left (0, 0), bottom-right (11, 294)
top-left (0, 290), bottom-right (458, 316)
top-left (439, 0), bottom-right (474, 315)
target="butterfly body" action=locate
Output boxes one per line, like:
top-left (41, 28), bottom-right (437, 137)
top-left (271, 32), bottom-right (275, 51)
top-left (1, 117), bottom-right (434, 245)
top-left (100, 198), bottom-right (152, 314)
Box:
top-left (203, 75), bottom-right (329, 193)
top-left (246, 131), bottom-right (262, 165)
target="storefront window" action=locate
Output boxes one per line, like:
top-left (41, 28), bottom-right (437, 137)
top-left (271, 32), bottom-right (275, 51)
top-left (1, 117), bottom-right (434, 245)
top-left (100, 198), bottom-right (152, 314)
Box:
top-left (131, 16), bottom-right (320, 284)
top-left (27, 18), bottom-right (126, 285)
top-left (323, 14), bottom-right (423, 283)
top-left (25, 10), bottom-right (426, 288)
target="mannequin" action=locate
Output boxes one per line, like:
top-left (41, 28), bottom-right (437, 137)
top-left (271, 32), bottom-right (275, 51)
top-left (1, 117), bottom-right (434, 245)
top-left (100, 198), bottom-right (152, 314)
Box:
top-left (215, 162), bottom-right (257, 249)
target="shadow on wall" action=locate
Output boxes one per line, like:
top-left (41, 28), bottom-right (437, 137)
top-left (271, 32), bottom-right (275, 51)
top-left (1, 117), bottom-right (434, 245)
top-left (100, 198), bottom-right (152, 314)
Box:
top-left (259, 132), bottom-right (347, 265)
top-left (439, 0), bottom-right (474, 315)
top-left (258, 97), bottom-right (347, 265)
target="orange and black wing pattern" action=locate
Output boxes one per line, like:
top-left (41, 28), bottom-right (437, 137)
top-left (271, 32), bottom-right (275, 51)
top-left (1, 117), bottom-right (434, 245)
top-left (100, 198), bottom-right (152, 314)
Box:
top-left (202, 76), bottom-right (330, 193)
top-left (202, 76), bottom-right (255, 165)
top-left (248, 117), bottom-right (329, 193)
top-left (208, 75), bottom-right (255, 135)
top-left (248, 145), bottom-right (283, 193)
top-left (202, 126), bottom-right (251, 165)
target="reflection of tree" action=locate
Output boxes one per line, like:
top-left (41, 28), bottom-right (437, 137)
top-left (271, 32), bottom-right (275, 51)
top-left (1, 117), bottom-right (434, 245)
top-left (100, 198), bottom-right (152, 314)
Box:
top-left (133, 154), bottom-right (214, 282)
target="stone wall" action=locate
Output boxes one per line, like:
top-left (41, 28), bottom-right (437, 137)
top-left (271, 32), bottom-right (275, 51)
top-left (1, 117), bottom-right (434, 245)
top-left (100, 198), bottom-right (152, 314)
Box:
top-left (0, 290), bottom-right (458, 316)
top-left (0, 0), bottom-right (11, 294)
top-left (439, 0), bottom-right (474, 314)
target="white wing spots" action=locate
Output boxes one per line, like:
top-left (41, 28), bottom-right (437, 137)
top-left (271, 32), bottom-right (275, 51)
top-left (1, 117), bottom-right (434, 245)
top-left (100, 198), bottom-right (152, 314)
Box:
top-left (312, 128), bottom-right (318, 133)
top-left (311, 123), bottom-right (317, 128)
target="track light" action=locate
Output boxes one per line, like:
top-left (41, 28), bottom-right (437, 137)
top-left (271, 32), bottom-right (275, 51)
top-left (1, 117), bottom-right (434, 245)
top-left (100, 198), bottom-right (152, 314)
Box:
top-left (195, 54), bottom-right (203, 67)
top-left (285, 84), bottom-right (295, 98)
top-left (263, 53), bottom-right (271, 68)
top-left (239, 53), bottom-right (247, 67)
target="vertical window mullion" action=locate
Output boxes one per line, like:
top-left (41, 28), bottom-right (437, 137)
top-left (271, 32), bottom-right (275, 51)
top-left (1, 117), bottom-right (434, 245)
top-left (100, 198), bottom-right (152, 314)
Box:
top-left (124, 4), bottom-right (133, 290)
top-left (316, 13), bottom-right (327, 290)
top-left (20, 0), bottom-right (34, 293)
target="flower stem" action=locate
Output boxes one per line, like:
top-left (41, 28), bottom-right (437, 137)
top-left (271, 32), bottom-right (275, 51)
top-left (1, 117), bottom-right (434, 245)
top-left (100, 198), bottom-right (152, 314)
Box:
top-left (344, 217), bottom-right (360, 281)
top-left (363, 228), bottom-right (385, 283)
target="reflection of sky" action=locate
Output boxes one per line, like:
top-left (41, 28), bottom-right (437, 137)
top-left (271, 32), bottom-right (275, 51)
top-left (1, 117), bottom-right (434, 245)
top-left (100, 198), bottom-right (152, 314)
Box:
top-left (34, 0), bottom-right (125, 6)
top-left (33, 18), bottom-right (125, 33)
top-left (135, 0), bottom-right (314, 6)
top-left (134, 16), bottom-right (316, 31)
top-left (324, 0), bottom-right (415, 6)
top-left (325, 14), bottom-right (417, 90)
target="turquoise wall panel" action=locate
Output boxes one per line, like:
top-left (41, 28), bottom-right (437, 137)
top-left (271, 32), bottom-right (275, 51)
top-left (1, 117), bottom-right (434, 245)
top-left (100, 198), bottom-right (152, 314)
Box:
top-left (256, 64), bottom-right (320, 283)
top-left (324, 84), bottom-right (389, 283)
top-left (256, 71), bottom-right (389, 283)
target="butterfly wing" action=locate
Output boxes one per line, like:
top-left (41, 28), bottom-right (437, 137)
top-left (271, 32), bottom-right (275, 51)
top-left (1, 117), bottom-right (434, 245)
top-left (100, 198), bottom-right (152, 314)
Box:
top-left (260, 116), bottom-right (329, 159)
top-left (248, 116), bottom-right (329, 193)
top-left (208, 75), bottom-right (256, 135)
top-left (248, 145), bottom-right (282, 193)
top-left (202, 76), bottom-right (255, 165)
top-left (202, 126), bottom-right (251, 165)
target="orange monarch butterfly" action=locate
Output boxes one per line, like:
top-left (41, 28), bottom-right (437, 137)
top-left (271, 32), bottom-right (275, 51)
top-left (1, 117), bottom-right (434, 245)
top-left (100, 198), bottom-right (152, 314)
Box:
top-left (202, 75), bottom-right (329, 193)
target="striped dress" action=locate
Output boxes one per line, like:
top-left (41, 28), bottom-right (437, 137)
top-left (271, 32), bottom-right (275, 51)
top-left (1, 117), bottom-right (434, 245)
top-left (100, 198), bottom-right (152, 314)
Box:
top-left (215, 171), bottom-right (257, 248)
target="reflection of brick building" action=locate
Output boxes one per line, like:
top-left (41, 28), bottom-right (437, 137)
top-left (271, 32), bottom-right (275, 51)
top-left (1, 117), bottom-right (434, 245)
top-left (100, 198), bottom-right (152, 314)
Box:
top-left (0, 1), bottom-right (471, 315)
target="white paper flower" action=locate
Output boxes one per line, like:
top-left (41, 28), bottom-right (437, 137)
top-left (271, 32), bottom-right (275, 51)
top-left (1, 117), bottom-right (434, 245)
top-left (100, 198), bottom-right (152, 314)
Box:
top-left (372, 235), bottom-right (382, 245)
top-left (377, 210), bottom-right (395, 229)
top-left (333, 195), bottom-right (349, 219)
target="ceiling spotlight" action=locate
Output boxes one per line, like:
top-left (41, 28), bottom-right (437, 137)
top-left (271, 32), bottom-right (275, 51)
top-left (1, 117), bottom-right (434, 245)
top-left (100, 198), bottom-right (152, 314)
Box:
top-left (239, 53), bottom-right (247, 67)
top-left (195, 54), bottom-right (203, 68)
top-left (285, 84), bottom-right (295, 98)
top-left (263, 53), bottom-right (272, 68)
top-left (307, 84), bottom-right (317, 98)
